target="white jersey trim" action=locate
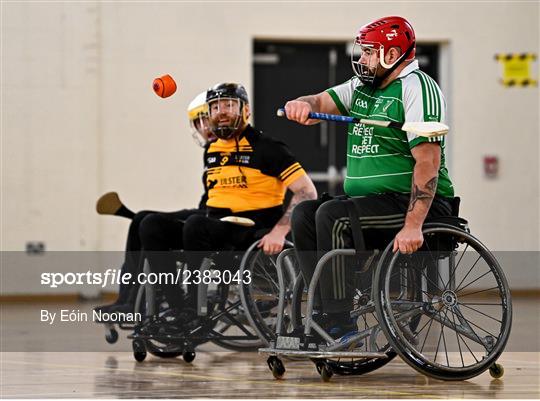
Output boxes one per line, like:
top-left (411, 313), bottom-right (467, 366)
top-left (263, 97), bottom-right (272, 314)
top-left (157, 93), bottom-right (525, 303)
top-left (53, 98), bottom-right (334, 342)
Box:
top-left (328, 76), bottom-right (362, 113)
top-left (401, 72), bottom-right (446, 143)
top-left (346, 171), bottom-right (413, 180)
top-left (347, 153), bottom-right (413, 159)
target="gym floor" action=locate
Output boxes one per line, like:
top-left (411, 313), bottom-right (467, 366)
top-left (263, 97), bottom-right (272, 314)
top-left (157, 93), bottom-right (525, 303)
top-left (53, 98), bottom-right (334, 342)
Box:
top-left (1, 297), bottom-right (539, 399)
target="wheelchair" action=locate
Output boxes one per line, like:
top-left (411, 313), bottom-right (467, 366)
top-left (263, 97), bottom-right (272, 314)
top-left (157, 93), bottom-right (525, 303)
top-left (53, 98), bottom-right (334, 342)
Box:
top-left (260, 198), bottom-right (512, 382)
top-left (98, 225), bottom-right (298, 364)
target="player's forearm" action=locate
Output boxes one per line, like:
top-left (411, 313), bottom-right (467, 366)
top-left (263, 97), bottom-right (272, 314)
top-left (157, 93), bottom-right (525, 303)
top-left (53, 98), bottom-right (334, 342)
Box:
top-left (404, 161), bottom-right (439, 228)
top-left (296, 94), bottom-right (322, 113)
top-left (273, 186), bottom-right (318, 234)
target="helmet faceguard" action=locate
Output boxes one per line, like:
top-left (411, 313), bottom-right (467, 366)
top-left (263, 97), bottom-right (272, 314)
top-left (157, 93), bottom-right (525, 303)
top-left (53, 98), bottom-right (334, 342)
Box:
top-left (187, 91), bottom-right (214, 147)
top-left (351, 43), bottom-right (381, 87)
top-left (206, 83), bottom-right (249, 140)
top-left (351, 16), bottom-right (416, 87)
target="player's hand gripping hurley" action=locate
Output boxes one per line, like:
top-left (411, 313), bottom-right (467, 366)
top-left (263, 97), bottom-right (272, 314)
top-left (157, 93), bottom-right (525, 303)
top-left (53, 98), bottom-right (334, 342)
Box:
top-left (276, 108), bottom-right (448, 138)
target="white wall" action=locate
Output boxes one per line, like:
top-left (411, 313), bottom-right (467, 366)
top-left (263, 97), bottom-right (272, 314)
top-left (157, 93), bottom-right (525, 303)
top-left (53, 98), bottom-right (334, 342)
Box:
top-left (2, 2), bottom-right (539, 292)
top-left (3, 3), bottom-right (101, 251)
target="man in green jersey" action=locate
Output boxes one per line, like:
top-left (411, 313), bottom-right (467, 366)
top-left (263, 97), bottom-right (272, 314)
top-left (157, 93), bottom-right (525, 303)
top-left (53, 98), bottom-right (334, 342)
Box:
top-left (284, 16), bottom-right (455, 330)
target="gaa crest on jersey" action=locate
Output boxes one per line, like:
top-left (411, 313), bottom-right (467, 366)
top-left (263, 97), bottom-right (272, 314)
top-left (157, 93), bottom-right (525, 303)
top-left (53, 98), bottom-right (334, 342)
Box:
top-left (355, 98), bottom-right (368, 109)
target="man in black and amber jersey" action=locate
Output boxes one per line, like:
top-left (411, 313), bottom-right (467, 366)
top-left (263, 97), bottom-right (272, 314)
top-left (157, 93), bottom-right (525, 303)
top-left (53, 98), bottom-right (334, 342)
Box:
top-left (141, 83), bottom-right (317, 313)
top-left (93, 91), bottom-right (214, 317)
top-left (194, 82), bottom-right (316, 255)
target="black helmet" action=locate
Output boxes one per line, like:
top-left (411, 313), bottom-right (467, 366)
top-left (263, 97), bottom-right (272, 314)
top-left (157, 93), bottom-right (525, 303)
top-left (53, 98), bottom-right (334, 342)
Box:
top-left (206, 82), bottom-right (249, 104)
top-left (206, 83), bottom-right (249, 139)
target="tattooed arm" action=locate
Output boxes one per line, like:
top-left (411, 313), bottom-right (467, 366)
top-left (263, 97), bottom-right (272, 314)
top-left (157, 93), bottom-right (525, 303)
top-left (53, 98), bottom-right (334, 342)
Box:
top-left (258, 174), bottom-right (318, 255)
top-left (393, 143), bottom-right (441, 254)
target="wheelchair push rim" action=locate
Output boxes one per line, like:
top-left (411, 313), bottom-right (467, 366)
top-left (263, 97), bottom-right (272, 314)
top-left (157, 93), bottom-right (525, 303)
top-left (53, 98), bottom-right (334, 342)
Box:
top-left (239, 239), bottom-right (296, 345)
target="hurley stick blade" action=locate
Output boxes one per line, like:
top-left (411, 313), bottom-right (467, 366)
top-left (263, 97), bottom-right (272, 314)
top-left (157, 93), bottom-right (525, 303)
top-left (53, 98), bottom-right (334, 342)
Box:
top-left (220, 216), bottom-right (256, 227)
top-left (96, 192), bottom-right (135, 219)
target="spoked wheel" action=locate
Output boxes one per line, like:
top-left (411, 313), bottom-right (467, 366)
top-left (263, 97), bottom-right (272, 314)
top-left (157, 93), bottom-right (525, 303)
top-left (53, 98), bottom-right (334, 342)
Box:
top-left (239, 240), bottom-right (296, 344)
top-left (374, 226), bottom-right (512, 381)
top-left (210, 284), bottom-right (266, 351)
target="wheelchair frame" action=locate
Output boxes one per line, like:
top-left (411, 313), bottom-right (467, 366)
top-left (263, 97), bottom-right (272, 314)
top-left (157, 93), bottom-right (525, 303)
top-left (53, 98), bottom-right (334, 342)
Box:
top-left (97, 238), bottom-right (298, 363)
top-left (260, 219), bottom-right (512, 382)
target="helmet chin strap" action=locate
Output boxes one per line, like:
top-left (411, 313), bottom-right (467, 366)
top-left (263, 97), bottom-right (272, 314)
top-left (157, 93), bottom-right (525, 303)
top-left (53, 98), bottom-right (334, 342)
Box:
top-left (365, 42), bottom-right (415, 88)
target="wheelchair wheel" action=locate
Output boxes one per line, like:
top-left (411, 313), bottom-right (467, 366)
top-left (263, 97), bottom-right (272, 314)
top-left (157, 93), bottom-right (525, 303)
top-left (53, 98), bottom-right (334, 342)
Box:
top-left (239, 240), bottom-right (296, 344)
top-left (210, 284), bottom-right (266, 351)
top-left (291, 274), bottom-right (397, 376)
top-left (374, 226), bottom-right (512, 381)
top-left (132, 339), bottom-right (147, 362)
top-left (105, 327), bottom-right (119, 344)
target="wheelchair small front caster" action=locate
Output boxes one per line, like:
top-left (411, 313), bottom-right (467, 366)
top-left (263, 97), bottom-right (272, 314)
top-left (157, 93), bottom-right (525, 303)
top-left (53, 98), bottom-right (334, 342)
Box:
top-left (267, 356), bottom-right (285, 379)
top-left (316, 361), bottom-right (333, 382)
top-left (132, 339), bottom-right (147, 362)
top-left (182, 351), bottom-right (196, 363)
top-left (489, 363), bottom-right (504, 379)
top-left (105, 328), bottom-right (119, 344)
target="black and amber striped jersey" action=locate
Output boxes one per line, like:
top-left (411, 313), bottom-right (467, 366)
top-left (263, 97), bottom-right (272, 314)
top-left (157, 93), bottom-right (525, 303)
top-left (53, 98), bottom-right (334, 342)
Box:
top-left (205, 125), bottom-right (306, 213)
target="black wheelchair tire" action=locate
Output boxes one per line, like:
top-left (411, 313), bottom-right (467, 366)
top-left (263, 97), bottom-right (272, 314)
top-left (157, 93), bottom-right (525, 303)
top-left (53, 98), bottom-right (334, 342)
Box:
top-left (373, 226), bottom-right (512, 381)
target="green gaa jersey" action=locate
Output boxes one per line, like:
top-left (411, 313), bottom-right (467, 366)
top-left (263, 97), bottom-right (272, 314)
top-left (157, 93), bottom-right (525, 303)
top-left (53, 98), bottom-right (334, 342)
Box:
top-left (326, 60), bottom-right (454, 198)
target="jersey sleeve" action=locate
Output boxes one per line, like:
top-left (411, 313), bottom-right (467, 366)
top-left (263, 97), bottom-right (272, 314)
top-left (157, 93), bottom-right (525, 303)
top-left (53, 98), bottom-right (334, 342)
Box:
top-left (260, 138), bottom-right (306, 187)
top-left (402, 72), bottom-right (447, 148)
top-left (325, 76), bottom-right (361, 115)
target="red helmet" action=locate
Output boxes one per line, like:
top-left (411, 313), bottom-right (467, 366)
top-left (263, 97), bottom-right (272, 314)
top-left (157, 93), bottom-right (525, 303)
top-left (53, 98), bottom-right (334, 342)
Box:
top-left (356, 16), bottom-right (416, 67)
top-left (351, 16), bottom-right (416, 85)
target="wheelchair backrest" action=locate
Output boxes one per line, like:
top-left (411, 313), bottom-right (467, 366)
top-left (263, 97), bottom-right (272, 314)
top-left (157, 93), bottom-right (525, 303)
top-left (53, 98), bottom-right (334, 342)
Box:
top-left (450, 196), bottom-right (461, 217)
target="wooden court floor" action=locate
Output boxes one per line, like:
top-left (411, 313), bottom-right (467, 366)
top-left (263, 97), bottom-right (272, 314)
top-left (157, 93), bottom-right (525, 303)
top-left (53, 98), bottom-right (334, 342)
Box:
top-left (1, 298), bottom-right (539, 399)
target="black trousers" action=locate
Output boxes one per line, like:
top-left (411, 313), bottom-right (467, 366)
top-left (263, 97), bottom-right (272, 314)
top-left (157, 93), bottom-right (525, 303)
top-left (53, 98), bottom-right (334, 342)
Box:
top-left (123, 209), bottom-right (206, 308)
top-left (140, 212), bottom-right (262, 309)
top-left (140, 205), bottom-right (282, 308)
top-left (183, 215), bottom-right (259, 270)
top-left (115, 210), bottom-right (153, 306)
top-left (181, 206), bottom-right (283, 268)
top-left (290, 193), bottom-right (453, 313)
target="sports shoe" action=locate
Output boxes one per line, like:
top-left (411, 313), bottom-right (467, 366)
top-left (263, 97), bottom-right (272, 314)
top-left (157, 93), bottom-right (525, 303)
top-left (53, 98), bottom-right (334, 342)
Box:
top-left (156, 308), bottom-right (200, 337)
top-left (93, 302), bottom-right (121, 315)
top-left (287, 312), bottom-right (357, 343)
